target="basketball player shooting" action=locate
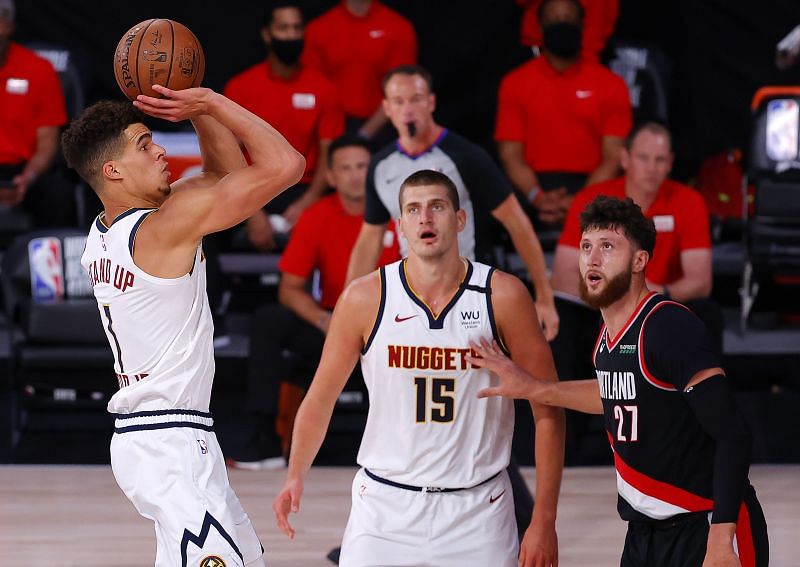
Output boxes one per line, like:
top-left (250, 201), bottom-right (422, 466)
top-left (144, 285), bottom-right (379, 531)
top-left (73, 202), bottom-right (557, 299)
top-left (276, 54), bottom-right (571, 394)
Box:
top-left (62, 85), bottom-right (304, 566)
top-left (469, 196), bottom-right (769, 567)
top-left (273, 169), bottom-right (565, 567)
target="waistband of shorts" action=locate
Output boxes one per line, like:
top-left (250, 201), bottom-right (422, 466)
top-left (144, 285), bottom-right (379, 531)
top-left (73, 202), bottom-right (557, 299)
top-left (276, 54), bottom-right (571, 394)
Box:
top-left (363, 468), bottom-right (501, 493)
top-left (112, 409), bottom-right (214, 433)
top-left (631, 510), bottom-right (711, 529)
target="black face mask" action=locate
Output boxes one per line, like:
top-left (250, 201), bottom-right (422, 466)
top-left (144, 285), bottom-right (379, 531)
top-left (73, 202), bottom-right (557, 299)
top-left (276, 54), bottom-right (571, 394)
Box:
top-left (542, 22), bottom-right (582, 59)
top-left (271, 38), bottom-right (304, 65)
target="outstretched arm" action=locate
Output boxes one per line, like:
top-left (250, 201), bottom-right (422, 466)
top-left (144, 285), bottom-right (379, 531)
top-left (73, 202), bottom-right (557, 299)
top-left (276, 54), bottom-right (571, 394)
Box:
top-left (472, 339), bottom-right (604, 415)
top-left (273, 273), bottom-right (380, 539)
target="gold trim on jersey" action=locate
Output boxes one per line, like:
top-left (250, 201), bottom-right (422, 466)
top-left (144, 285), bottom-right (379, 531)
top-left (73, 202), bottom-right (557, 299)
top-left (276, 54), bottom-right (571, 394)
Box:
top-left (401, 258), bottom-right (469, 320)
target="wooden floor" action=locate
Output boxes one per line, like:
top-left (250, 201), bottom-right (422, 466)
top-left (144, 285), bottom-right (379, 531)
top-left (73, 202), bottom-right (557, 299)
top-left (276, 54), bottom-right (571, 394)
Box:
top-left (0, 465), bottom-right (797, 566)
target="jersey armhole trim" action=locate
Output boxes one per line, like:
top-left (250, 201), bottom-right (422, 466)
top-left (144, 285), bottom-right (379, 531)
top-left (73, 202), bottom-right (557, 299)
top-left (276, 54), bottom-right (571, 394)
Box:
top-left (485, 268), bottom-right (511, 356)
top-left (361, 266), bottom-right (386, 355)
top-left (592, 323), bottom-right (606, 368)
top-left (128, 209), bottom-right (156, 256)
top-left (637, 300), bottom-right (686, 392)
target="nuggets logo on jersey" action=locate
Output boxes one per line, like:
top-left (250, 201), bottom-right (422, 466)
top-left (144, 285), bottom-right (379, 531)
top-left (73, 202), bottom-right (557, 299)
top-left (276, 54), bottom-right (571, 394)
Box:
top-left (199, 556), bottom-right (225, 567)
top-left (358, 260), bottom-right (514, 489)
top-left (387, 345), bottom-right (478, 371)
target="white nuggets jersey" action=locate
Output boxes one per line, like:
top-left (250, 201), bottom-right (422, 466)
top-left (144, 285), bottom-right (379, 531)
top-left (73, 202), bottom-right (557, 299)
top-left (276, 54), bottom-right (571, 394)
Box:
top-left (81, 208), bottom-right (215, 414)
top-left (358, 259), bottom-right (514, 488)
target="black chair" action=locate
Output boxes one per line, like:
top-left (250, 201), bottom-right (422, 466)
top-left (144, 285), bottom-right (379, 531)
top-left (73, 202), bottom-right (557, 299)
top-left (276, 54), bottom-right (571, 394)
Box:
top-left (0, 229), bottom-right (114, 460)
top-left (24, 42), bottom-right (90, 121)
top-left (740, 87), bottom-right (800, 330)
top-left (24, 42), bottom-right (94, 227)
top-left (606, 40), bottom-right (671, 124)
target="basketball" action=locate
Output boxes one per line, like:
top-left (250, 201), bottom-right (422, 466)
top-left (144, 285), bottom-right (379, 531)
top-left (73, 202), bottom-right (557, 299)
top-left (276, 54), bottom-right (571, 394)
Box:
top-left (113, 19), bottom-right (205, 100)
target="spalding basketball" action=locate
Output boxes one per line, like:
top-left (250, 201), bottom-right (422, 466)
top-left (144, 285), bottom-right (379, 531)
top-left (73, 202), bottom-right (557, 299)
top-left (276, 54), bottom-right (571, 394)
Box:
top-left (113, 19), bottom-right (205, 100)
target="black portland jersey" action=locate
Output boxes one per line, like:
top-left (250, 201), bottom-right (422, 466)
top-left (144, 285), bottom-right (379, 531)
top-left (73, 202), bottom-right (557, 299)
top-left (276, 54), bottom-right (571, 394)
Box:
top-left (593, 292), bottom-right (722, 522)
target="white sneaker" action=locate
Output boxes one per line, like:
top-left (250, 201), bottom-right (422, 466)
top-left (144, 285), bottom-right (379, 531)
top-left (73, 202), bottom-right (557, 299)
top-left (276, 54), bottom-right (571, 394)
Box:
top-left (226, 456), bottom-right (286, 471)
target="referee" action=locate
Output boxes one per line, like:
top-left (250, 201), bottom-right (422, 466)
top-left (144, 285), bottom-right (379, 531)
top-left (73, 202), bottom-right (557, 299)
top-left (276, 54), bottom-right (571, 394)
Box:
top-left (345, 65), bottom-right (559, 341)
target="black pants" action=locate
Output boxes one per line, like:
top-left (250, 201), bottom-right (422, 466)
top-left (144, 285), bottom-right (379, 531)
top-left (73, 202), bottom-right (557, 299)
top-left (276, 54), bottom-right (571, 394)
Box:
top-left (621, 485), bottom-right (768, 567)
top-left (246, 303), bottom-right (326, 417)
top-left (549, 297), bottom-right (602, 465)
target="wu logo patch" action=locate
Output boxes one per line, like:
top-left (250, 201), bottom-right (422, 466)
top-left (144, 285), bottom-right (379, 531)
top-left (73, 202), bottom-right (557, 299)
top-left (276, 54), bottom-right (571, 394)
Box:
top-left (460, 310), bottom-right (480, 329)
top-left (200, 557), bottom-right (226, 567)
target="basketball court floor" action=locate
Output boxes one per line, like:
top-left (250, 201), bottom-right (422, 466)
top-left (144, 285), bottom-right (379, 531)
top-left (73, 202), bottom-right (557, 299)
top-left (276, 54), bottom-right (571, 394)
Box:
top-left (1, 465), bottom-right (796, 566)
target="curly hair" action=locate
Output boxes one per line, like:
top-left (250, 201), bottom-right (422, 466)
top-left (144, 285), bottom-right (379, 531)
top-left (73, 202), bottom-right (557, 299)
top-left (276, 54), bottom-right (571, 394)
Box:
top-left (579, 195), bottom-right (656, 256)
top-left (61, 100), bottom-right (145, 190)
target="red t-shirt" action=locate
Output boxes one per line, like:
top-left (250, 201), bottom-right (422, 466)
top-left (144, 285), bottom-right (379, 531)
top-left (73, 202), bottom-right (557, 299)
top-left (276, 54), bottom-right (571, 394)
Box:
top-left (303, 1), bottom-right (417, 119)
top-left (279, 194), bottom-right (400, 309)
top-left (0, 43), bottom-right (67, 164)
top-left (516, 0), bottom-right (619, 62)
top-left (495, 56), bottom-right (631, 174)
top-left (558, 177), bottom-right (711, 285)
top-left (224, 63), bottom-right (344, 183)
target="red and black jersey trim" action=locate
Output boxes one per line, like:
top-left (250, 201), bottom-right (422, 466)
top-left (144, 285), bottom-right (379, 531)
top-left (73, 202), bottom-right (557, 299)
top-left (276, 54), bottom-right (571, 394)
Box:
top-left (612, 436), bottom-right (714, 513)
top-left (604, 292), bottom-right (658, 351)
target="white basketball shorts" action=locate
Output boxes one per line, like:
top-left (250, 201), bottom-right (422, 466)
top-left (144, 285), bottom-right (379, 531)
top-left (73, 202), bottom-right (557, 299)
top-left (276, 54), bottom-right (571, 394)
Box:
top-left (110, 411), bottom-right (263, 567)
top-left (339, 467), bottom-right (518, 567)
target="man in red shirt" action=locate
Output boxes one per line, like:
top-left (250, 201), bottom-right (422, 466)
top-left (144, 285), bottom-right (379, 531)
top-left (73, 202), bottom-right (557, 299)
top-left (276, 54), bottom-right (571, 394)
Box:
top-left (303, 0), bottom-right (417, 146)
top-left (516, 0), bottom-right (618, 62)
top-left (229, 133), bottom-right (399, 470)
top-left (224, 1), bottom-right (344, 246)
top-left (549, 122), bottom-right (716, 463)
top-left (496, 0), bottom-right (631, 230)
top-left (0, 0), bottom-right (67, 222)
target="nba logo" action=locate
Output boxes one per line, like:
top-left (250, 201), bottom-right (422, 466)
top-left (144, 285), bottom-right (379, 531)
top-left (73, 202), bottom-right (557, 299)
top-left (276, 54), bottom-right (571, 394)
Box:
top-left (766, 99), bottom-right (799, 162)
top-left (28, 237), bottom-right (64, 302)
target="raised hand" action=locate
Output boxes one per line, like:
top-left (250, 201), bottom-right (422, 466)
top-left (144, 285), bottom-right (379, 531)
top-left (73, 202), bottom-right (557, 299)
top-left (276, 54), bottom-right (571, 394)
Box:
top-left (469, 338), bottom-right (544, 401)
top-left (133, 84), bottom-right (214, 122)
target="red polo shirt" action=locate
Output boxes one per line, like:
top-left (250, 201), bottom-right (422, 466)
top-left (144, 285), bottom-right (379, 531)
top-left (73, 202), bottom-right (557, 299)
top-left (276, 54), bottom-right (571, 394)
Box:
top-left (516, 0), bottom-right (619, 62)
top-left (224, 62), bottom-right (344, 183)
top-left (279, 194), bottom-right (400, 309)
top-left (558, 177), bottom-right (711, 285)
top-left (495, 56), bottom-right (631, 174)
top-left (303, 1), bottom-right (417, 119)
top-left (0, 43), bottom-right (67, 165)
